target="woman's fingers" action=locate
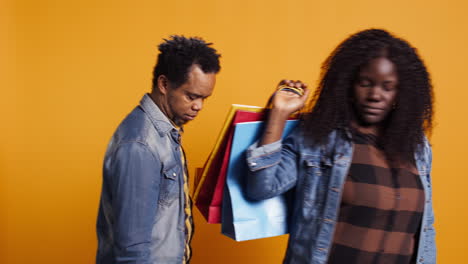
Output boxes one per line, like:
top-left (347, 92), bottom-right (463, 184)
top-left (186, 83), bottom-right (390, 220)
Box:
top-left (277, 79), bottom-right (308, 97)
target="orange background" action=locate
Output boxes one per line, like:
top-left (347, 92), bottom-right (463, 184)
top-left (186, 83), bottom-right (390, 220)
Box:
top-left (2, 0), bottom-right (468, 263)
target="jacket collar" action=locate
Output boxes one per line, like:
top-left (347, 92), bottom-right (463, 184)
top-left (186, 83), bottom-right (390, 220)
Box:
top-left (139, 94), bottom-right (181, 139)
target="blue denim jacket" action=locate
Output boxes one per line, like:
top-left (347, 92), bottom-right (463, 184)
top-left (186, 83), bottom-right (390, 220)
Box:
top-left (246, 128), bottom-right (436, 264)
top-left (96, 94), bottom-right (186, 264)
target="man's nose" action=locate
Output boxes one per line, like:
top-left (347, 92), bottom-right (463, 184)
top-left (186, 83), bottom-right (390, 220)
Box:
top-left (192, 99), bottom-right (203, 111)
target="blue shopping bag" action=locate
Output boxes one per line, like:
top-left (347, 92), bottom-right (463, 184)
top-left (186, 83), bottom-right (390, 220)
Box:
top-left (221, 120), bottom-right (298, 241)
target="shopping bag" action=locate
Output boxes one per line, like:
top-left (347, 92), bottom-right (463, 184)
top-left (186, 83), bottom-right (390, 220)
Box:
top-left (193, 105), bottom-right (264, 223)
top-left (222, 120), bottom-right (298, 241)
top-left (206, 110), bottom-right (267, 223)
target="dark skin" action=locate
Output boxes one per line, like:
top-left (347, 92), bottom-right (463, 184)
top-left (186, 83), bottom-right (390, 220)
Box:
top-left (150, 64), bottom-right (216, 127)
top-left (352, 57), bottom-right (398, 134)
top-left (260, 57), bottom-right (398, 145)
top-left (259, 80), bottom-right (309, 146)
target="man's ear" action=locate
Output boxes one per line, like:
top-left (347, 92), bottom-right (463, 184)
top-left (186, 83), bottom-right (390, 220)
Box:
top-left (157, 75), bottom-right (169, 95)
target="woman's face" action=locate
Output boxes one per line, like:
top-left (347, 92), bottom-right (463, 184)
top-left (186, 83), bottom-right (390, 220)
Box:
top-left (353, 57), bottom-right (399, 127)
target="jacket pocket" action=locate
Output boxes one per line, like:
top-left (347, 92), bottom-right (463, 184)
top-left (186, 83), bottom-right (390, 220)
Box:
top-left (302, 157), bottom-right (332, 211)
top-left (302, 158), bottom-right (322, 208)
top-left (159, 163), bottom-right (181, 207)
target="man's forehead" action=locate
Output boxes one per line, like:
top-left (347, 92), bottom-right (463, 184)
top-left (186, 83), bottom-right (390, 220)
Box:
top-left (181, 70), bottom-right (215, 96)
top-left (188, 64), bottom-right (204, 75)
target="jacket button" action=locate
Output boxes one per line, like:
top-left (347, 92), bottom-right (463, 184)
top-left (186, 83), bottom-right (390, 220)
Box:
top-left (173, 172), bottom-right (177, 177)
top-left (250, 162), bottom-right (257, 166)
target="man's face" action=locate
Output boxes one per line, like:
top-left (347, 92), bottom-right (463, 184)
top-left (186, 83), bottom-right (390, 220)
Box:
top-left (165, 65), bottom-right (216, 126)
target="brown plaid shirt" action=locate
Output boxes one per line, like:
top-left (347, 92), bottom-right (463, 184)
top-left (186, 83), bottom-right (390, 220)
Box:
top-left (328, 129), bottom-right (424, 264)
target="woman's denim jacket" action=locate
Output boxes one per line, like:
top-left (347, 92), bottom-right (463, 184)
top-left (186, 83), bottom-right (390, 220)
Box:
top-left (96, 94), bottom-right (186, 264)
top-left (246, 128), bottom-right (436, 264)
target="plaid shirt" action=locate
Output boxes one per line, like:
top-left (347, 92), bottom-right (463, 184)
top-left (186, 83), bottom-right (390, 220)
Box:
top-left (328, 130), bottom-right (424, 264)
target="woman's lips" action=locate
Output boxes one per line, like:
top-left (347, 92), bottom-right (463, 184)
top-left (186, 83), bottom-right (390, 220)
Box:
top-left (361, 106), bottom-right (384, 115)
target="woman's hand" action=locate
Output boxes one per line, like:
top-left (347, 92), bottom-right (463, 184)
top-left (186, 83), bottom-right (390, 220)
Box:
top-left (259, 79), bottom-right (310, 146)
top-left (270, 79), bottom-right (310, 117)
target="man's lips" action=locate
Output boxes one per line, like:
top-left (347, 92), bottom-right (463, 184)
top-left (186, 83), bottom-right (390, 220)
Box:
top-left (184, 114), bottom-right (197, 120)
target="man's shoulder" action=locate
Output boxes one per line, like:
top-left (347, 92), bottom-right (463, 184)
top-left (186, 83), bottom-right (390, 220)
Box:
top-left (104, 103), bottom-right (177, 162)
top-left (112, 106), bottom-right (158, 145)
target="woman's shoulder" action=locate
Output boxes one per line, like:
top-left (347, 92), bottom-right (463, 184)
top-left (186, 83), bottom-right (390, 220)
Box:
top-left (289, 126), bottom-right (351, 155)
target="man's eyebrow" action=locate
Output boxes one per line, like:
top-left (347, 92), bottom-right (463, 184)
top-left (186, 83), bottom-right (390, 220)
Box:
top-left (187, 92), bottom-right (210, 98)
top-left (187, 92), bottom-right (200, 97)
top-left (188, 91), bottom-right (210, 99)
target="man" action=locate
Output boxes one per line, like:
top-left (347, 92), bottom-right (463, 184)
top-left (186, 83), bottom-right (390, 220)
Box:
top-left (96, 36), bottom-right (221, 264)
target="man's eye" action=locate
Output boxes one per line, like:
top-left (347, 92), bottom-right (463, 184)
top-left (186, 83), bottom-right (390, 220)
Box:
top-left (359, 82), bottom-right (372, 87)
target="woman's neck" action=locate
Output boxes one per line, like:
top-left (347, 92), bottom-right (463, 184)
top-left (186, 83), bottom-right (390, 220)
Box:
top-left (350, 120), bottom-right (383, 136)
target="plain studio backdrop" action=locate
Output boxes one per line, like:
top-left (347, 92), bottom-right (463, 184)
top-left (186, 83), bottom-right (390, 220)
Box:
top-left (1, 0), bottom-right (467, 263)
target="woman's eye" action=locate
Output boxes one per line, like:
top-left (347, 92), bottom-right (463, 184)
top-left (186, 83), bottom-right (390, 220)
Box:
top-left (383, 83), bottom-right (395, 91)
top-left (359, 82), bottom-right (372, 87)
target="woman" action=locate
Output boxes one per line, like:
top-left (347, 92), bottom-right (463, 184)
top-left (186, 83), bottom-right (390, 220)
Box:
top-left (246, 29), bottom-right (435, 264)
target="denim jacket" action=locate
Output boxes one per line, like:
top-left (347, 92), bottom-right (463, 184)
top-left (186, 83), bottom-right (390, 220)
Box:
top-left (246, 128), bottom-right (436, 264)
top-left (96, 94), bottom-right (186, 264)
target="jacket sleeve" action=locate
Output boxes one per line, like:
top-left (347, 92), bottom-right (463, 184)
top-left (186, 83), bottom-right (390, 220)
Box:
top-left (109, 142), bottom-right (161, 264)
top-left (245, 129), bottom-right (301, 200)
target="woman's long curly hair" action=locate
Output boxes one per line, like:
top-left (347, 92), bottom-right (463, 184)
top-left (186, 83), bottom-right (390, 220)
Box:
top-left (302, 29), bottom-right (433, 162)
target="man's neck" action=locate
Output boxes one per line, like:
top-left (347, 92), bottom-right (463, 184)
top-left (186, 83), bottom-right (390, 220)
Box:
top-left (148, 92), bottom-right (182, 129)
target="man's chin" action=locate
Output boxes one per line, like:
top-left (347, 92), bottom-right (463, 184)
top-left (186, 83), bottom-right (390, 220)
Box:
top-left (173, 118), bottom-right (189, 127)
